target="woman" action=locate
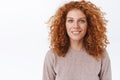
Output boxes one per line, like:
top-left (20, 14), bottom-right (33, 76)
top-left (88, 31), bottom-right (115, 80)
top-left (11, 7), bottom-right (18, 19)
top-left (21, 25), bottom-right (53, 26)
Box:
top-left (42, 0), bottom-right (112, 80)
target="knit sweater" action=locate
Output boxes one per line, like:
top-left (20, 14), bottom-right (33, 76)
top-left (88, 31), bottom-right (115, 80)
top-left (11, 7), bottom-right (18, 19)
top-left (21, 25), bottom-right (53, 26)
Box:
top-left (42, 48), bottom-right (112, 80)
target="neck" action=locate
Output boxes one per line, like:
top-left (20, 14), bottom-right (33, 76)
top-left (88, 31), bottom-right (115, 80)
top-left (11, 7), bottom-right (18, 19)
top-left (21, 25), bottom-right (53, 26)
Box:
top-left (70, 39), bottom-right (84, 51)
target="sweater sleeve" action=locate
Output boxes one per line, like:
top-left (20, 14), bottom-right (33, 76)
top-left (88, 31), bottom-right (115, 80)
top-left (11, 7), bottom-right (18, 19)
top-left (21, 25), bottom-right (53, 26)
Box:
top-left (99, 50), bottom-right (112, 80)
top-left (42, 50), bottom-right (56, 80)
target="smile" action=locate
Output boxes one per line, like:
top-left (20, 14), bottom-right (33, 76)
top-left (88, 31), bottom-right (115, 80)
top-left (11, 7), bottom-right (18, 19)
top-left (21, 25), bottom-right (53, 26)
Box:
top-left (71, 31), bottom-right (81, 35)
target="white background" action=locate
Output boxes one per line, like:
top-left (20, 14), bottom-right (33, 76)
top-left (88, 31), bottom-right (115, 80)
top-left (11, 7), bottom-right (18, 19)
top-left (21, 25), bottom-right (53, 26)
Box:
top-left (0, 0), bottom-right (120, 80)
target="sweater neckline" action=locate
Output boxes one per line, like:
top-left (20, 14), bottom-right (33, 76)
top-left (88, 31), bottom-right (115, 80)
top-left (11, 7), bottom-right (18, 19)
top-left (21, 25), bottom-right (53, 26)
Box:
top-left (69, 47), bottom-right (85, 53)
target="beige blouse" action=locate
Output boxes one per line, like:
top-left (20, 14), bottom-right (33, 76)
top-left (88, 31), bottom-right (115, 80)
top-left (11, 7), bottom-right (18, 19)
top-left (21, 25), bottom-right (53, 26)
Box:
top-left (42, 48), bottom-right (112, 80)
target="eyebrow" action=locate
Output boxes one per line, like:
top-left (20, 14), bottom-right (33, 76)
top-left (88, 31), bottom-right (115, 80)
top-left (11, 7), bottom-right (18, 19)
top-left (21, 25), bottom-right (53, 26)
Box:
top-left (66, 17), bottom-right (86, 19)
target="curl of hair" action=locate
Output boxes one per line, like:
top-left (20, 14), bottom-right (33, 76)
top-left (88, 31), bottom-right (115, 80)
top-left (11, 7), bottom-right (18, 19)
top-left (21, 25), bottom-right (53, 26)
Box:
top-left (48, 0), bottom-right (109, 60)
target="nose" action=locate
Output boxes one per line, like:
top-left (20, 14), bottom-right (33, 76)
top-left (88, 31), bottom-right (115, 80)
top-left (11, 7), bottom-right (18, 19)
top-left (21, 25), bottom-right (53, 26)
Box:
top-left (73, 21), bottom-right (79, 29)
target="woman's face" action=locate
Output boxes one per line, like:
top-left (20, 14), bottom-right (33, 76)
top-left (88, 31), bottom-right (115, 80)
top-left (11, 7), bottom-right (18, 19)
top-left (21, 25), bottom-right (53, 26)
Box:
top-left (66, 9), bottom-right (87, 42)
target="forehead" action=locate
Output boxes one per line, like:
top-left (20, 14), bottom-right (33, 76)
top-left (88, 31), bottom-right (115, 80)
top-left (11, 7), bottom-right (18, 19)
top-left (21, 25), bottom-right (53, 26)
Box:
top-left (66, 9), bottom-right (86, 19)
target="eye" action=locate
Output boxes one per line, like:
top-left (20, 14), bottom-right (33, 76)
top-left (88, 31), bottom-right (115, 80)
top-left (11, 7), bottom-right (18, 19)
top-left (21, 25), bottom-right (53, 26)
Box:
top-left (67, 19), bottom-right (73, 23)
top-left (79, 19), bottom-right (86, 23)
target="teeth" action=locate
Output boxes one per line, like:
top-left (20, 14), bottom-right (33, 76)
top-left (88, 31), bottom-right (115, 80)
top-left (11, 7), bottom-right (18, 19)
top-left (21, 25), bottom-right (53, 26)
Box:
top-left (73, 31), bottom-right (79, 33)
top-left (72, 31), bottom-right (81, 35)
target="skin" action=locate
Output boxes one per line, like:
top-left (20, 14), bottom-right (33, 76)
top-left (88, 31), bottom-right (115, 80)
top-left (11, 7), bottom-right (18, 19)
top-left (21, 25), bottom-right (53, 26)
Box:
top-left (66, 9), bottom-right (88, 51)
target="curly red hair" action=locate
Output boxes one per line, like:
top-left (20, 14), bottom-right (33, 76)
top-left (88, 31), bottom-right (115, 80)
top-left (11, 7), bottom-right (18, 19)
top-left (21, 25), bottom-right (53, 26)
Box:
top-left (48, 0), bottom-right (109, 60)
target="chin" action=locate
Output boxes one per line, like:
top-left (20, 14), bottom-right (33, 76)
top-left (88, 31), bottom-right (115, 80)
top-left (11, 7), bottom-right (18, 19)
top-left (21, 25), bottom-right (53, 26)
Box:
top-left (71, 37), bottom-right (83, 42)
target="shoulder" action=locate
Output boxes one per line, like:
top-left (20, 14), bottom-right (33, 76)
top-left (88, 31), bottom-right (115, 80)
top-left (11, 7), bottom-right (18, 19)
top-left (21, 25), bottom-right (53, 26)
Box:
top-left (99, 50), bottom-right (112, 80)
top-left (45, 49), bottom-right (56, 57)
top-left (102, 50), bottom-right (110, 60)
top-left (44, 49), bottom-right (57, 63)
top-left (101, 49), bottom-right (111, 64)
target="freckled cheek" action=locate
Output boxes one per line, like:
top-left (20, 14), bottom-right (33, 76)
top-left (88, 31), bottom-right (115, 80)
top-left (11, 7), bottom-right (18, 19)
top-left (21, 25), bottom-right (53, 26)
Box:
top-left (66, 24), bottom-right (73, 30)
top-left (84, 27), bottom-right (87, 33)
top-left (66, 26), bottom-right (72, 35)
top-left (81, 24), bottom-right (87, 29)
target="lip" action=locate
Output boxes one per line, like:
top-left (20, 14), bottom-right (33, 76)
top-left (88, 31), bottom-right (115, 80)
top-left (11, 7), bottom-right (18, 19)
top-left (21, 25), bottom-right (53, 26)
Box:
top-left (71, 31), bottom-right (81, 35)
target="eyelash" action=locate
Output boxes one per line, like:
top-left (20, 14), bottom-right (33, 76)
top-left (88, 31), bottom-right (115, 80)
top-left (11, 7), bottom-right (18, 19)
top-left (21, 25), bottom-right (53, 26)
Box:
top-left (67, 19), bottom-right (86, 23)
top-left (79, 20), bottom-right (85, 23)
top-left (68, 20), bottom-right (73, 23)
